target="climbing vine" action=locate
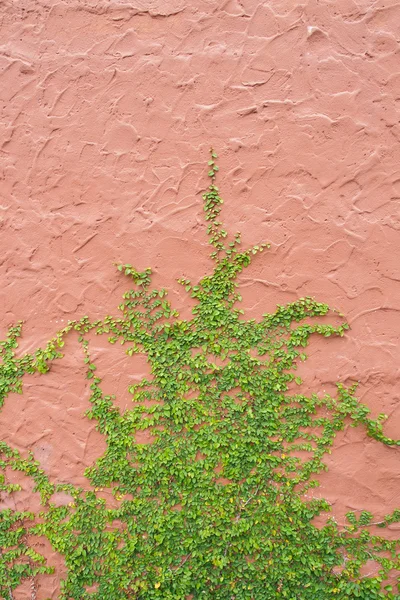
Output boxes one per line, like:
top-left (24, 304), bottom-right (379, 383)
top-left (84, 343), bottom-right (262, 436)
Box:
top-left (0, 151), bottom-right (399, 599)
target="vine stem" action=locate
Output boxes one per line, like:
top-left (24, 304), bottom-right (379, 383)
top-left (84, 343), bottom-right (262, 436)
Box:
top-left (224, 487), bottom-right (261, 557)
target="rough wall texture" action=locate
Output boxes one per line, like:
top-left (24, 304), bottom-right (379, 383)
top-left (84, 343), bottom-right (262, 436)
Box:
top-left (0, 0), bottom-right (399, 596)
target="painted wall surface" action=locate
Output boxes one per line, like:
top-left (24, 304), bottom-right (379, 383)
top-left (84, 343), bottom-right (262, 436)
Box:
top-left (1, 0), bottom-right (399, 596)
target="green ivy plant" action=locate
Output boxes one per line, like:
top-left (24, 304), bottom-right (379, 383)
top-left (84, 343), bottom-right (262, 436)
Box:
top-left (0, 151), bottom-right (399, 599)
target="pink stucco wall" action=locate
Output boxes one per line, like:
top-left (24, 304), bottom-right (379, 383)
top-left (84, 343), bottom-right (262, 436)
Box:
top-left (1, 0), bottom-right (399, 596)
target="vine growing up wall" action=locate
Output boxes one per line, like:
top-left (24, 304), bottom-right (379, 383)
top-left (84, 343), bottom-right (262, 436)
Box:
top-left (0, 151), bottom-right (399, 599)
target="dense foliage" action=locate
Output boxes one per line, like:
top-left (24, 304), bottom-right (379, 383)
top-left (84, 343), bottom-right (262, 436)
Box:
top-left (0, 151), bottom-right (399, 599)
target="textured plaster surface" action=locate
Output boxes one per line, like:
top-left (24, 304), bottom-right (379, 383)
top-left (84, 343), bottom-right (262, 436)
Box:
top-left (0, 0), bottom-right (400, 596)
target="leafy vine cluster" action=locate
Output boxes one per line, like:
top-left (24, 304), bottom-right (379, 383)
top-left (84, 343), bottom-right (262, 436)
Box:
top-left (0, 151), bottom-right (399, 599)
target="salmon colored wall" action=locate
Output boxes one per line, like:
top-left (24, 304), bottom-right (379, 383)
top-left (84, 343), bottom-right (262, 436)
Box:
top-left (1, 0), bottom-right (399, 596)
